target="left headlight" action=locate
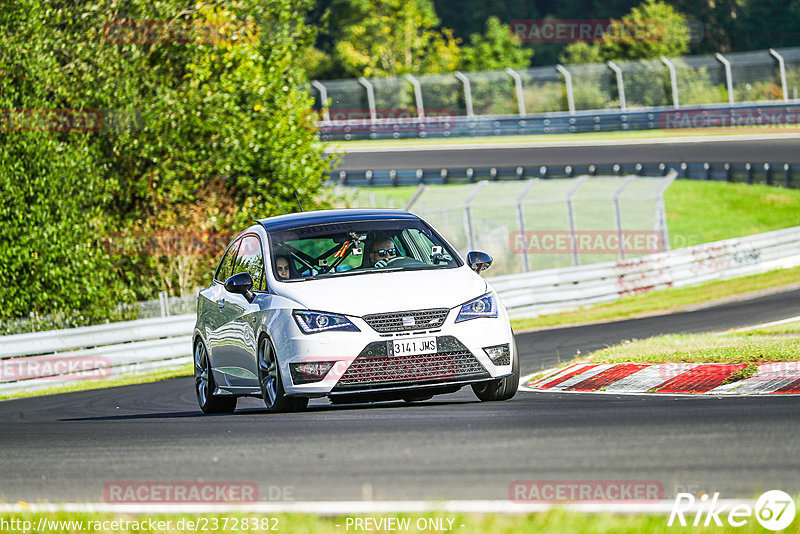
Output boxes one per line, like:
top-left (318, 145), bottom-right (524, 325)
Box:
top-left (293, 310), bottom-right (361, 334)
top-left (455, 292), bottom-right (498, 323)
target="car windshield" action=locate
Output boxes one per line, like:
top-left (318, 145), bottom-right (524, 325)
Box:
top-left (268, 219), bottom-right (461, 280)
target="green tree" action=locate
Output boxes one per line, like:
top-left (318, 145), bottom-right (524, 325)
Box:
top-left (0, 0), bottom-right (330, 322)
top-left (331, 0), bottom-right (461, 77)
top-left (460, 16), bottom-right (533, 71)
top-left (560, 0), bottom-right (690, 64)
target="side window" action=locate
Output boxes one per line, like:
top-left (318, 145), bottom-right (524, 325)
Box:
top-left (233, 234), bottom-right (265, 290)
top-left (215, 238), bottom-right (241, 282)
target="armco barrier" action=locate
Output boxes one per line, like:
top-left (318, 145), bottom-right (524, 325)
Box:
top-left (330, 162), bottom-right (800, 189)
top-left (1, 226), bottom-right (798, 392)
top-left (490, 226), bottom-right (800, 317)
top-left (0, 315), bottom-right (194, 393)
top-left (318, 102), bottom-right (800, 141)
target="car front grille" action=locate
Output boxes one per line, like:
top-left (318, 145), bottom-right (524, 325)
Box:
top-left (332, 336), bottom-right (490, 391)
top-left (362, 308), bottom-right (449, 333)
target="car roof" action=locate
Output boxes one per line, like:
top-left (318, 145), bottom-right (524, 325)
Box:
top-left (256, 209), bottom-right (420, 232)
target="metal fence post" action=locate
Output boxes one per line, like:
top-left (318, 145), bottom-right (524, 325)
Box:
top-left (311, 80), bottom-right (331, 123)
top-left (516, 179), bottom-right (539, 272)
top-left (505, 67), bottom-right (526, 117)
top-left (358, 77), bottom-right (377, 122)
top-left (656, 170), bottom-right (677, 251)
top-left (769, 48), bottom-right (789, 102)
top-left (555, 65), bottom-right (576, 115)
top-left (159, 291), bottom-right (170, 317)
top-left (612, 176), bottom-right (635, 259)
top-left (463, 181), bottom-right (487, 252)
top-left (660, 56), bottom-right (680, 109)
top-left (607, 61), bottom-right (627, 111)
top-left (405, 74), bottom-right (425, 119)
top-left (454, 71), bottom-right (474, 118)
top-left (715, 53), bottom-right (735, 105)
top-left (566, 176), bottom-right (588, 265)
top-left (404, 184), bottom-right (426, 211)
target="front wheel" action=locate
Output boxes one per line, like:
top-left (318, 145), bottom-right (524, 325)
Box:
top-left (194, 341), bottom-right (237, 414)
top-left (258, 337), bottom-right (308, 413)
top-left (472, 341), bottom-right (519, 402)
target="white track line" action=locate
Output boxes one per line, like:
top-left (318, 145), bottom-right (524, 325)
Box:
top-left (0, 499), bottom-right (754, 515)
top-left (731, 315), bottom-right (800, 333)
top-left (325, 133), bottom-right (800, 153)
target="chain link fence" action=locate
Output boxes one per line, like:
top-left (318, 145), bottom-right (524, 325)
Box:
top-left (312, 47), bottom-right (800, 140)
top-left (338, 173), bottom-right (675, 275)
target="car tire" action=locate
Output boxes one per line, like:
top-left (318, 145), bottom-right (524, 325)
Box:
top-left (258, 336), bottom-right (308, 413)
top-left (472, 340), bottom-right (519, 402)
top-left (194, 340), bottom-right (237, 414)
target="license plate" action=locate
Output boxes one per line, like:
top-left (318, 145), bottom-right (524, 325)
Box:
top-left (391, 337), bottom-right (437, 357)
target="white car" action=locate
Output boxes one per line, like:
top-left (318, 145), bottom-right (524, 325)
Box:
top-left (193, 209), bottom-right (518, 413)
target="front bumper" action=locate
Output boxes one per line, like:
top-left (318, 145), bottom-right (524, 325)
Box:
top-left (273, 307), bottom-right (515, 396)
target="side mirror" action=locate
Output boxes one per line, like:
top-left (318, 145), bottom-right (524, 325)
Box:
top-left (225, 272), bottom-right (255, 302)
top-left (466, 251), bottom-right (493, 274)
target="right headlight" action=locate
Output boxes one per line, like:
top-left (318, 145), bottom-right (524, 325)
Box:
top-left (455, 292), bottom-right (498, 323)
top-left (293, 310), bottom-right (360, 334)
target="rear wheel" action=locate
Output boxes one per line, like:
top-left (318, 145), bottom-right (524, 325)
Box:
top-left (194, 341), bottom-right (237, 414)
top-left (258, 336), bottom-right (308, 413)
top-left (472, 341), bottom-right (519, 402)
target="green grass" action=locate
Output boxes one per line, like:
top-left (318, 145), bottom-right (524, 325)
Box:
top-left (323, 126), bottom-right (800, 149)
top-left (739, 319), bottom-right (800, 335)
top-left (510, 265), bottom-right (800, 331)
top-left (666, 181), bottom-right (800, 248)
top-left (588, 331), bottom-right (800, 364)
top-left (2, 510), bottom-right (796, 534)
top-left (0, 364), bottom-right (192, 401)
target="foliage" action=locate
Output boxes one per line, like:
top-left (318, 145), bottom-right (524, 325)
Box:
top-left (560, 0), bottom-right (690, 64)
top-left (331, 0), bottom-right (461, 77)
top-left (460, 16), bottom-right (533, 72)
top-left (0, 0), bottom-right (330, 321)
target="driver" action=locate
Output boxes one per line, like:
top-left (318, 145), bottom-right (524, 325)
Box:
top-left (368, 237), bottom-right (399, 268)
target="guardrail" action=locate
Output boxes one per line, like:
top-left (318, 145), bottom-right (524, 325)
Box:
top-left (2, 226), bottom-right (799, 391)
top-left (314, 46), bottom-right (800, 141)
top-left (490, 225), bottom-right (800, 317)
top-left (329, 161), bottom-right (800, 188)
top-left (0, 315), bottom-right (194, 394)
top-left (319, 102), bottom-right (800, 142)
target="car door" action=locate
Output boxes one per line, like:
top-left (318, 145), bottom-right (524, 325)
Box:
top-left (201, 237), bottom-right (240, 364)
top-left (212, 234), bottom-right (265, 388)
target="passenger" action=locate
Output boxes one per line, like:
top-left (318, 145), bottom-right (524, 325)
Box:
top-left (275, 256), bottom-right (291, 280)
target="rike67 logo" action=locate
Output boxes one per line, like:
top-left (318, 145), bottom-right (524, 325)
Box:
top-left (668, 490), bottom-right (795, 530)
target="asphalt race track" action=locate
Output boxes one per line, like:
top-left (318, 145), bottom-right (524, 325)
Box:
top-left (1, 289), bottom-right (798, 503)
top-left (333, 136), bottom-right (800, 171)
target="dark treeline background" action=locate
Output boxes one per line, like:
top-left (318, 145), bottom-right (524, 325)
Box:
top-left (307, 0), bottom-right (800, 78)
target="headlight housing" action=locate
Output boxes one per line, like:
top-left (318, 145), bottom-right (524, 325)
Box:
top-left (293, 310), bottom-right (360, 334)
top-left (455, 292), bottom-right (498, 323)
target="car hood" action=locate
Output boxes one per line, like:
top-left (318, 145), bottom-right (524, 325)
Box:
top-left (276, 267), bottom-right (488, 316)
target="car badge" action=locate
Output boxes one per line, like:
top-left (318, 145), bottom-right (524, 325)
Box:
top-left (429, 317), bottom-right (442, 325)
top-left (402, 316), bottom-right (415, 327)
